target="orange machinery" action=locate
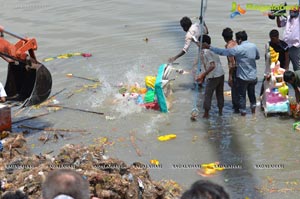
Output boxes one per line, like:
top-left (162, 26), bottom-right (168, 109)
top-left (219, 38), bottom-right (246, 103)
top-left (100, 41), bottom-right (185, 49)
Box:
top-left (0, 26), bottom-right (52, 106)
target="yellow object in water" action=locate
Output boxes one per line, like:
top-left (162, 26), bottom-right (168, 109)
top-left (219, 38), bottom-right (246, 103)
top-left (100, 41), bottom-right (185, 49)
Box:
top-left (157, 134), bottom-right (177, 141)
top-left (43, 57), bottom-right (55, 62)
top-left (150, 159), bottom-right (160, 165)
top-left (145, 76), bottom-right (156, 89)
top-left (201, 162), bottom-right (225, 171)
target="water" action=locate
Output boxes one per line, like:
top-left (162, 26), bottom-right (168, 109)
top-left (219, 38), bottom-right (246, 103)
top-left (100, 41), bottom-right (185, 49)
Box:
top-left (1, 0), bottom-right (300, 198)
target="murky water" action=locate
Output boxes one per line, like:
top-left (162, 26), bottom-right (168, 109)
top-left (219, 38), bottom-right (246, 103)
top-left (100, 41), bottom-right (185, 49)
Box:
top-left (1, 0), bottom-right (300, 198)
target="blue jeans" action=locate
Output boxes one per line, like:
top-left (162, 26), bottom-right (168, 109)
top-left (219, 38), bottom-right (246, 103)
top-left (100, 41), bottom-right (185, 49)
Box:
top-left (236, 77), bottom-right (257, 114)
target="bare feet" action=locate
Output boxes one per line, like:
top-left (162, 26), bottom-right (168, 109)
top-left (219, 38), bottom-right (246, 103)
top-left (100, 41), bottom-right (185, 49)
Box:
top-left (203, 110), bottom-right (209, 118)
top-left (190, 115), bottom-right (197, 121)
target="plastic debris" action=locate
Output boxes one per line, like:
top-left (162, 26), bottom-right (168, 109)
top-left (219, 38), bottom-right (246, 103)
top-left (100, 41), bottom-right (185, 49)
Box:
top-left (150, 159), bottom-right (160, 166)
top-left (157, 134), bottom-right (177, 141)
top-left (42, 52), bottom-right (92, 62)
top-left (197, 162), bottom-right (224, 177)
top-left (105, 116), bottom-right (116, 120)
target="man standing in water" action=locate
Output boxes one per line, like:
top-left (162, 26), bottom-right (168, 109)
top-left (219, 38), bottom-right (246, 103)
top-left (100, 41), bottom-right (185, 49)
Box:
top-left (275, 7), bottom-right (300, 71)
top-left (222, 27), bottom-right (239, 113)
top-left (168, 16), bottom-right (208, 63)
top-left (203, 31), bottom-right (260, 116)
top-left (195, 35), bottom-right (224, 118)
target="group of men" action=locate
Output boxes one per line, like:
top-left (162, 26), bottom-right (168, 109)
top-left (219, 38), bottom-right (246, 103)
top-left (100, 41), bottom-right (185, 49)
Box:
top-left (169, 7), bottom-right (300, 118)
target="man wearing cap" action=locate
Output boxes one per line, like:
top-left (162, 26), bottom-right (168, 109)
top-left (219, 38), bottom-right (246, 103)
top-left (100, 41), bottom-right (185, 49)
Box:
top-left (276, 7), bottom-right (300, 71)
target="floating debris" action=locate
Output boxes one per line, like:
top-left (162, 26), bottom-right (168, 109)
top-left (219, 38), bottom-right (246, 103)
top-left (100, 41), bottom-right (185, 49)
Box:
top-left (42, 52), bottom-right (92, 62)
top-left (197, 162), bottom-right (224, 177)
top-left (66, 73), bottom-right (100, 83)
top-left (157, 134), bottom-right (177, 141)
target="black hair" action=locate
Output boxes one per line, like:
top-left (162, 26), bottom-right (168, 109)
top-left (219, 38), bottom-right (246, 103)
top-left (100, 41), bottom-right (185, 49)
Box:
top-left (200, 34), bottom-right (211, 44)
top-left (2, 190), bottom-right (28, 199)
top-left (235, 31), bottom-right (247, 41)
top-left (181, 180), bottom-right (230, 199)
top-left (222, 27), bottom-right (233, 41)
top-left (269, 29), bottom-right (279, 38)
top-left (283, 70), bottom-right (295, 83)
top-left (180, 16), bottom-right (192, 32)
top-left (42, 169), bottom-right (90, 199)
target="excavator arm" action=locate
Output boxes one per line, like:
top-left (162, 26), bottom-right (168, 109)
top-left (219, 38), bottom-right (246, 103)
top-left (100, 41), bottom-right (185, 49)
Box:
top-left (0, 26), bottom-right (52, 106)
top-left (0, 25), bottom-right (38, 63)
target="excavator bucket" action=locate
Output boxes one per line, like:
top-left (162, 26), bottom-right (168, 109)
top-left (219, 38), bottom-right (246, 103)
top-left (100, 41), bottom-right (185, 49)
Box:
top-left (4, 62), bottom-right (52, 107)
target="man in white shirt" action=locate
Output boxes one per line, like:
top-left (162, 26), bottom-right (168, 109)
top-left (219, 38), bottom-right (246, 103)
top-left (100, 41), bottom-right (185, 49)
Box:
top-left (195, 35), bottom-right (224, 118)
top-left (0, 82), bottom-right (7, 102)
top-left (168, 16), bottom-right (208, 63)
top-left (276, 8), bottom-right (300, 71)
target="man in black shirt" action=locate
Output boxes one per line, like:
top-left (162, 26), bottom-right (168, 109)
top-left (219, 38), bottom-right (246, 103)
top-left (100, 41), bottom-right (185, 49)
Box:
top-left (269, 29), bottom-right (289, 70)
top-left (260, 29), bottom-right (289, 97)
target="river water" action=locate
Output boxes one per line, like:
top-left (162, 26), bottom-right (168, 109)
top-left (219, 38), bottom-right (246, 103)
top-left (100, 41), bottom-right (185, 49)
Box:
top-left (1, 0), bottom-right (300, 198)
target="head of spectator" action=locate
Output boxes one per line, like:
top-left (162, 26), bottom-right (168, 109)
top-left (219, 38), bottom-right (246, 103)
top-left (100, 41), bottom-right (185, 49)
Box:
top-left (235, 30), bottom-right (247, 45)
top-left (2, 190), bottom-right (28, 199)
top-left (200, 34), bottom-right (211, 45)
top-left (289, 7), bottom-right (299, 19)
top-left (41, 169), bottom-right (90, 199)
top-left (181, 180), bottom-right (230, 199)
top-left (283, 70), bottom-right (296, 84)
top-left (222, 27), bottom-right (234, 43)
top-left (269, 29), bottom-right (280, 44)
top-left (180, 16), bottom-right (192, 32)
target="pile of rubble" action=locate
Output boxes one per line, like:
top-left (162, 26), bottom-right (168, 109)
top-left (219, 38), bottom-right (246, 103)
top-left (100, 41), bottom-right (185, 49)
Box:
top-left (0, 132), bottom-right (182, 199)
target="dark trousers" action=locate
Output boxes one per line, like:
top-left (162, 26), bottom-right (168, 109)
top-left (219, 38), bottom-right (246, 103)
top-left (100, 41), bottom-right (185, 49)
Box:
top-left (231, 68), bottom-right (239, 111)
top-left (203, 75), bottom-right (224, 111)
top-left (236, 77), bottom-right (257, 114)
top-left (289, 46), bottom-right (300, 71)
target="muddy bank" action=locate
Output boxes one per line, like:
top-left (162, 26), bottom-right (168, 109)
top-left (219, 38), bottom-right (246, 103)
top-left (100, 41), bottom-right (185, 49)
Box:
top-left (0, 132), bottom-right (182, 199)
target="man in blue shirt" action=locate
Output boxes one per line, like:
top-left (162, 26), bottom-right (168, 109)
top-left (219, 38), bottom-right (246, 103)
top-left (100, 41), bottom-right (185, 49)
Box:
top-left (203, 31), bottom-right (260, 116)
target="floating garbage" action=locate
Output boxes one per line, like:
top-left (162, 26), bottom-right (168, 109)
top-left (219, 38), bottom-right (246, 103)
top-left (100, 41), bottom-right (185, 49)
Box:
top-left (150, 159), bottom-right (160, 166)
top-left (42, 52), bottom-right (92, 62)
top-left (105, 116), bottom-right (116, 120)
top-left (157, 134), bottom-right (177, 141)
top-left (66, 73), bottom-right (100, 83)
top-left (197, 162), bottom-right (225, 177)
top-left (293, 121), bottom-right (300, 131)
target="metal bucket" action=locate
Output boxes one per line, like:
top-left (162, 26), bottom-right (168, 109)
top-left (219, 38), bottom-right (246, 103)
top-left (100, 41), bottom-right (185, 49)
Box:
top-left (4, 62), bottom-right (52, 106)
